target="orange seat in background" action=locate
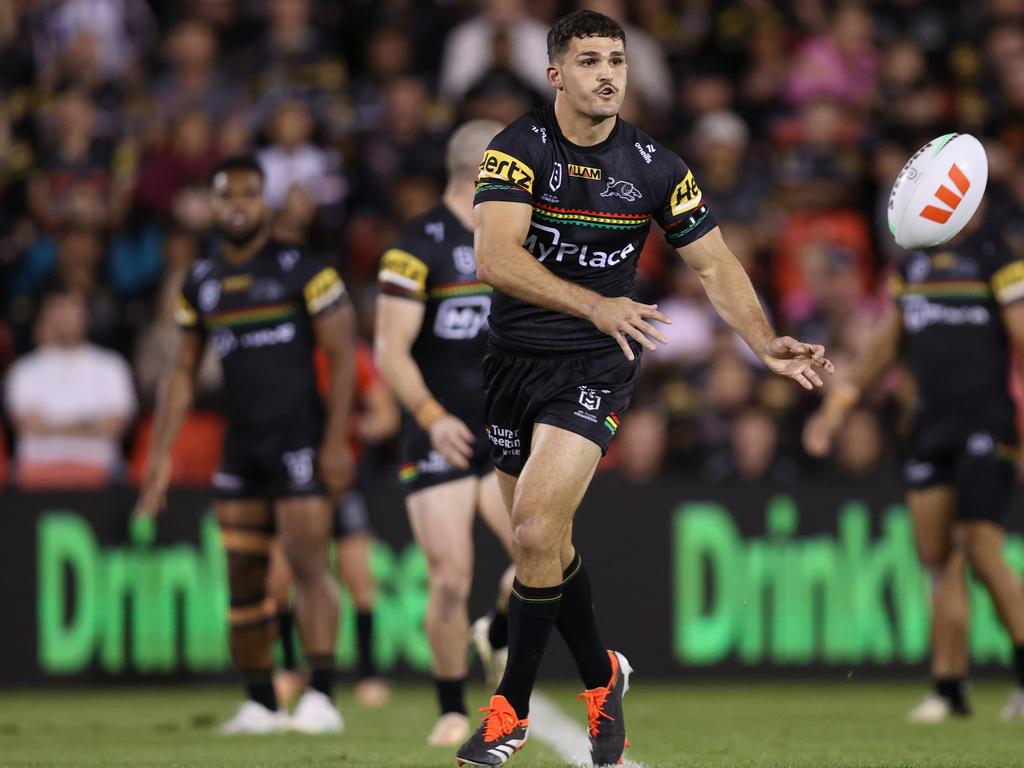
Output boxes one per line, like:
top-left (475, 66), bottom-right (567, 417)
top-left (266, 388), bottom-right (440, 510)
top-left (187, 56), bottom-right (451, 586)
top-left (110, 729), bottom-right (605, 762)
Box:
top-left (129, 411), bottom-right (226, 486)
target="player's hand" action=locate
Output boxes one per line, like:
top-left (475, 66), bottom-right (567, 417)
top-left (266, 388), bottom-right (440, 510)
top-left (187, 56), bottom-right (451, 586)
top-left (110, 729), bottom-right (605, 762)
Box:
top-left (135, 454), bottom-right (172, 518)
top-left (319, 439), bottom-right (355, 498)
top-left (429, 414), bottom-right (475, 470)
top-left (762, 336), bottom-right (835, 390)
top-left (802, 408), bottom-right (842, 458)
top-left (590, 297), bottom-right (671, 362)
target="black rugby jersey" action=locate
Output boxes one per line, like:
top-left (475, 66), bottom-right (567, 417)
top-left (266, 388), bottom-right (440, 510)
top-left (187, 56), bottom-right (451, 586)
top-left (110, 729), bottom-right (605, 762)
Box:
top-left (890, 214), bottom-right (1024, 422)
top-left (474, 104), bottom-right (717, 354)
top-left (176, 239), bottom-right (347, 428)
top-left (377, 202), bottom-right (490, 415)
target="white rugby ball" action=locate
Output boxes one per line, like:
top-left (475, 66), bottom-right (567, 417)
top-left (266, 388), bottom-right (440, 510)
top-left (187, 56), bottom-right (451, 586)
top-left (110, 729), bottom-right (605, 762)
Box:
top-left (887, 133), bottom-right (988, 249)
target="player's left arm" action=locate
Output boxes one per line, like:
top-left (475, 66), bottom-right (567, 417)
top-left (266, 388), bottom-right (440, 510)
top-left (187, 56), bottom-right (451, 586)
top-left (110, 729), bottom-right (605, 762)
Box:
top-left (306, 264), bottom-right (357, 497)
top-left (677, 227), bottom-right (834, 390)
top-left (992, 250), bottom-right (1024, 474)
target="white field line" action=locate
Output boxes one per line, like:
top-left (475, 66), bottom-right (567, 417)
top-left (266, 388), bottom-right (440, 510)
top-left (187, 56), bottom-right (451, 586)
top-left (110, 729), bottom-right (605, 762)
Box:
top-left (529, 691), bottom-right (648, 768)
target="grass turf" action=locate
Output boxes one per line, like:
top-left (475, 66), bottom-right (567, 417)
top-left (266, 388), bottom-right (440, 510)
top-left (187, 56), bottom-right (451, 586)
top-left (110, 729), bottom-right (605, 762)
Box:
top-left (0, 681), bottom-right (1021, 767)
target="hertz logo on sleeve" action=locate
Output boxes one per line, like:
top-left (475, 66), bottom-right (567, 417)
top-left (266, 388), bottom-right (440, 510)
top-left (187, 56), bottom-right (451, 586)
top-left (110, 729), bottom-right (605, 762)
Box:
top-left (478, 150), bottom-right (534, 193)
top-left (304, 267), bottom-right (346, 314)
top-left (670, 170), bottom-right (703, 216)
top-left (568, 163), bottom-right (602, 180)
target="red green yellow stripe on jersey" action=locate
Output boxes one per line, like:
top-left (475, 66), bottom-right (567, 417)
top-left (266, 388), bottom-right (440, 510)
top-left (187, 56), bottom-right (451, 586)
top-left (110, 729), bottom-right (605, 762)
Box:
top-left (604, 413), bottom-right (620, 435)
top-left (399, 463), bottom-right (419, 483)
top-left (205, 302), bottom-right (299, 328)
top-left (430, 281), bottom-right (493, 299)
top-left (901, 280), bottom-right (992, 300)
top-left (531, 201), bottom-right (651, 231)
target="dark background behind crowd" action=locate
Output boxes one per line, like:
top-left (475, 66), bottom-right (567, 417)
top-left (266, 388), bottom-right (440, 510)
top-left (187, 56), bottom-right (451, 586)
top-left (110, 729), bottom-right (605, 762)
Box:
top-left (2, 0), bottom-right (1024, 490)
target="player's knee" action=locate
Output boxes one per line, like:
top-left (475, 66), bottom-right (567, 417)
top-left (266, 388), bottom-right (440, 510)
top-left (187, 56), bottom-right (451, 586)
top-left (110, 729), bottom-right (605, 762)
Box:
top-left (916, 540), bottom-right (952, 573)
top-left (430, 562), bottom-right (471, 609)
top-left (512, 516), bottom-right (557, 561)
top-left (227, 552), bottom-right (269, 604)
top-left (281, 542), bottom-right (327, 583)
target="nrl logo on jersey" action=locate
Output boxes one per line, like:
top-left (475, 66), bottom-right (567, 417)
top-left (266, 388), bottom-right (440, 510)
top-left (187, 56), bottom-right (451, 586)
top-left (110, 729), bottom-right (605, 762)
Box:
top-left (568, 163), bottom-right (602, 180)
top-left (600, 177), bottom-right (642, 202)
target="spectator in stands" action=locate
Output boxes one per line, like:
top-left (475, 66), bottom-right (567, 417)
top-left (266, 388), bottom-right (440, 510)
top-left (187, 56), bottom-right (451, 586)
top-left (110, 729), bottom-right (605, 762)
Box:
top-left (5, 290), bottom-right (135, 488)
top-left (257, 97), bottom-right (344, 212)
top-left (135, 108), bottom-right (220, 220)
top-left (688, 110), bottom-right (767, 225)
top-left (703, 407), bottom-right (798, 484)
top-left (613, 405), bottom-right (668, 484)
top-left (439, 0), bottom-right (549, 101)
top-left (151, 19), bottom-right (242, 123)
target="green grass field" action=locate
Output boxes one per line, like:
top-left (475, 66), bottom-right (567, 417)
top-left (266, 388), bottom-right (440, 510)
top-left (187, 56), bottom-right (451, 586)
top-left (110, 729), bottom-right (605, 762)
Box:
top-left (0, 681), bottom-right (1021, 767)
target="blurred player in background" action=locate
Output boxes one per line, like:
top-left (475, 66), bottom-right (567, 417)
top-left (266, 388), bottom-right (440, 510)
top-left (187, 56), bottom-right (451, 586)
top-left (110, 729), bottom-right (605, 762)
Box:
top-left (136, 155), bottom-right (355, 734)
top-left (805, 203), bottom-right (1024, 722)
top-left (270, 341), bottom-right (400, 709)
top-left (459, 10), bottom-right (832, 766)
top-left (375, 119), bottom-right (516, 747)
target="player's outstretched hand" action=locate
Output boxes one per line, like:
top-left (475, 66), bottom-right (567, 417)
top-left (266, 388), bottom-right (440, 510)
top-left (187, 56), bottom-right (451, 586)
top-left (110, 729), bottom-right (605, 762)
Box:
top-left (429, 414), bottom-right (475, 470)
top-left (590, 297), bottom-right (672, 362)
top-left (762, 336), bottom-right (835, 390)
top-left (135, 454), bottom-right (172, 518)
top-left (803, 408), bottom-right (841, 458)
top-left (319, 439), bottom-right (356, 498)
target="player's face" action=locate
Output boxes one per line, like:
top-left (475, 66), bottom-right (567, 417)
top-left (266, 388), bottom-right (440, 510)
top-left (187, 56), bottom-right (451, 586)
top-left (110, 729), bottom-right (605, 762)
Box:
top-left (550, 36), bottom-right (627, 120)
top-left (211, 169), bottom-right (269, 246)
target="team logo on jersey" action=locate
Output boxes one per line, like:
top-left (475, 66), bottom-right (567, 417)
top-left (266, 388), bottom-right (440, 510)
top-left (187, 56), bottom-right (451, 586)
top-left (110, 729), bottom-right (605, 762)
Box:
top-left (425, 220), bottom-right (445, 243)
top-left (549, 162), bottom-right (563, 192)
top-left (210, 328), bottom-right (237, 358)
top-left (578, 386), bottom-right (603, 411)
top-left (601, 177), bottom-right (643, 202)
top-left (222, 274), bottom-right (253, 293)
top-left (635, 142), bottom-right (654, 164)
top-left (479, 150), bottom-right (534, 193)
top-left (199, 279), bottom-right (221, 312)
top-left (278, 249), bottom-right (300, 272)
top-left (282, 448), bottom-right (316, 486)
top-left (907, 253), bottom-right (931, 283)
top-left (434, 296), bottom-right (490, 340)
top-left (670, 171), bottom-right (702, 215)
top-left (568, 163), bottom-right (602, 180)
top-left (451, 245), bottom-right (476, 274)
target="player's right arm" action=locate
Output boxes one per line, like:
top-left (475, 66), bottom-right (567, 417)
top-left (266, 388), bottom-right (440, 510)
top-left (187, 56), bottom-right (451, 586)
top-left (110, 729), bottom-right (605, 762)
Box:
top-left (802, 303), bottom-right (904, 457)
top-left (374, 249), bottom-right (475, 469)
top-left (135, 292), bottom-right (205, 518)
top-left (475, 200), bottom-right (670, 362)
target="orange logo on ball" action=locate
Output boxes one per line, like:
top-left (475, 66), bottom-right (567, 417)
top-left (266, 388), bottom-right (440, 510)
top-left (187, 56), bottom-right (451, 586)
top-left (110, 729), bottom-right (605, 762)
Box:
top-left (919, 164), bottom-right (971, 224)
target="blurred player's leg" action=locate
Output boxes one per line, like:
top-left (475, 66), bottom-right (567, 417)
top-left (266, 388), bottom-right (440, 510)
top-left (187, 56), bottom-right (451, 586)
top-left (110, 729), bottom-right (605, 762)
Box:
top-left (275, 496), bottom-right (342, 733)
top-left (407, 476), bottom-right (478, 745)
top-left (216, 499), bottom-right (289, 734)
top-left (962, 521), bottom-right (1024, 719)
top-left (907, 486), bottom-right (970, 722)
top-left (472, 472), bottom-right (515, 689)
top-left (956, 442), bottom-right (1024, 720)
top-left (336, 521), bottom-right (391, 708)
top-left (267, 544), bottom-right (307, 710)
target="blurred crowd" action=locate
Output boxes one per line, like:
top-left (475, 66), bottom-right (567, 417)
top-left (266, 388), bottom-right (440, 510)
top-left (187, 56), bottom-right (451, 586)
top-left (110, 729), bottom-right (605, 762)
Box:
top-left (2, 0), bottom-right (1024, 489)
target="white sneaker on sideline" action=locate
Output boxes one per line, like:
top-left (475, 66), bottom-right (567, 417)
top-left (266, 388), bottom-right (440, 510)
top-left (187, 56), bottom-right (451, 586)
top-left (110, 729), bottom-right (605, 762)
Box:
top-left (1001, 688), bottom-right (1024, 721)
top-left (289, 690), bottom-right (344, 734)
top-left (906, 693), bottom-right (953, 723)
top-left (471, 615), bottom-right (508, 689)
top-left (219, 700), bottom-right (289, 735)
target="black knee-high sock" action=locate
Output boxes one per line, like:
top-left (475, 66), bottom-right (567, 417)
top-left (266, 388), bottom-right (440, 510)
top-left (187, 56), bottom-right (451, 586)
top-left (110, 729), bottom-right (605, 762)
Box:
top-left (307, 654), bottom-right (334, 698)
top-left (245, 670), bottom-right (278, 711)
top-left (935, 677), bottom-right (970, 714)
top-left (277, 611), bottom-right (298, 671)
top-left (488, 608), bottom-right (509, 650)
top-left (495, 579), bottom-right (562, 716)
top-left (1014, 644), bottom-right (1024, 689)
top-left (435, 676), bottom-right (467, 715)
top-left (556, 552), bottom-right (612, 690)
top-left (356, 611), bottom-right (377, 679)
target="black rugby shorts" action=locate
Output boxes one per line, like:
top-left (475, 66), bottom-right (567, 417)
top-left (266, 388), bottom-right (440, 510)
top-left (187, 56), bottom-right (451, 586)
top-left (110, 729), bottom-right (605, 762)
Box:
top-left (482, 341), bottom-right (639, 476)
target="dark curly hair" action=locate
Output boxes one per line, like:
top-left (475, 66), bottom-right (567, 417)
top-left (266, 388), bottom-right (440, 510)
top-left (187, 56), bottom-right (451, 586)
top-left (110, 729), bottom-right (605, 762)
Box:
top-left (546, 10), bottom-right (626, 63)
